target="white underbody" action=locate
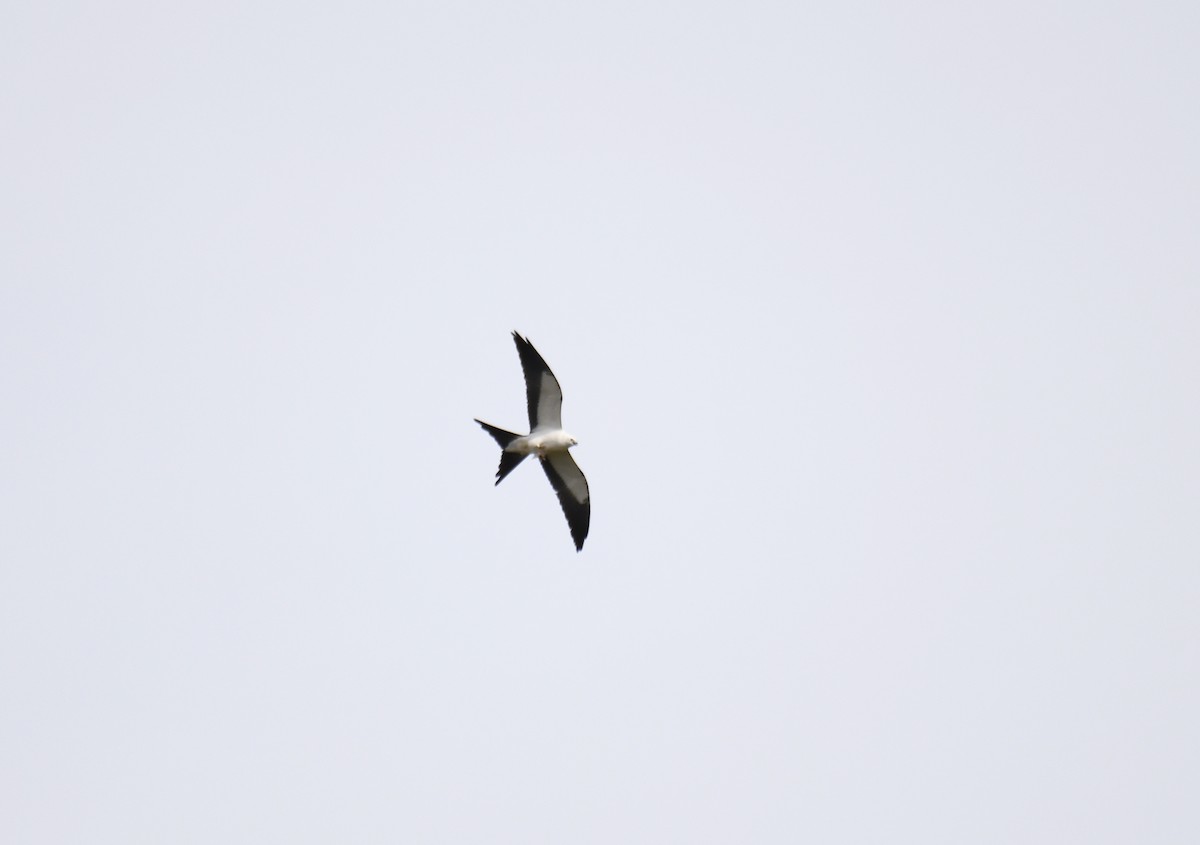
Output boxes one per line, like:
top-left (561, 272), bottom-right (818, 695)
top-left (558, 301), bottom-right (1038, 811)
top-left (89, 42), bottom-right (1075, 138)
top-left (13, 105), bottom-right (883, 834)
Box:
top-left (506, 429), bottom-right (577, 457)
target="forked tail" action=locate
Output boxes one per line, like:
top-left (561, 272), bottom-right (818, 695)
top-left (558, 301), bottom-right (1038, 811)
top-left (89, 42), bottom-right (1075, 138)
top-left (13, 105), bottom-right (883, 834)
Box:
top-left (475, 419), bottom-right (518, 448)
top-left (474, 419), bottom-right (527, 485)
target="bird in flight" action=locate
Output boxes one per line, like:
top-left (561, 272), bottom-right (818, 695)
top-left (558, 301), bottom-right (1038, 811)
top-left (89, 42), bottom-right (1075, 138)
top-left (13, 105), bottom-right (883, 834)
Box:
top-left (475, 332), bottom-right (590, 551)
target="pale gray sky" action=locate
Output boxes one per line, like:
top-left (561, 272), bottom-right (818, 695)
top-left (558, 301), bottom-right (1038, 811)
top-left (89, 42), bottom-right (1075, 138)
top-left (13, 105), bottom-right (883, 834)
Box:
top-left (2, 2), bottom-right (1198, 842)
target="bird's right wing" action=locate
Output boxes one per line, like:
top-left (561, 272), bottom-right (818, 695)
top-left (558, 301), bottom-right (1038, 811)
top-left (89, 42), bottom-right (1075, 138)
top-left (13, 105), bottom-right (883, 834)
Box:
top-left (513, 332), bottom-right (563, 431)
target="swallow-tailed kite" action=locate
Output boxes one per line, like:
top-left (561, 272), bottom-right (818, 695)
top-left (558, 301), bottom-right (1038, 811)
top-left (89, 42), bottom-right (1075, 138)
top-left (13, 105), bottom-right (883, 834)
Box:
top-left (475, 332), bottom-right (590, 551)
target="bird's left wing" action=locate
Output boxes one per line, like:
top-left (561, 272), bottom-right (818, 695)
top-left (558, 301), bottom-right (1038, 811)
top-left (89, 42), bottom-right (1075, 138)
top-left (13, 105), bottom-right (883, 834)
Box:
top-left (541, 450), bottom-right (590, 551)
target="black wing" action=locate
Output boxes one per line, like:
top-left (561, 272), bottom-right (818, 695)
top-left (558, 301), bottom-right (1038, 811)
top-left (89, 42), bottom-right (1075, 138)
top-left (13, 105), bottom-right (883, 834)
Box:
top-left (512, 332), bottom-right (564, 431)
top-left (540, 450), bottom-right (590, 551)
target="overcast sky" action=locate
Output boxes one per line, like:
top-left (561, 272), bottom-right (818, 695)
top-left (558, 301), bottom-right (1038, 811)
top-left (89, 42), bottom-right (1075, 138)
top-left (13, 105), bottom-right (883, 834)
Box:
top-left (2, 2), bottom-right (1198, 842)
